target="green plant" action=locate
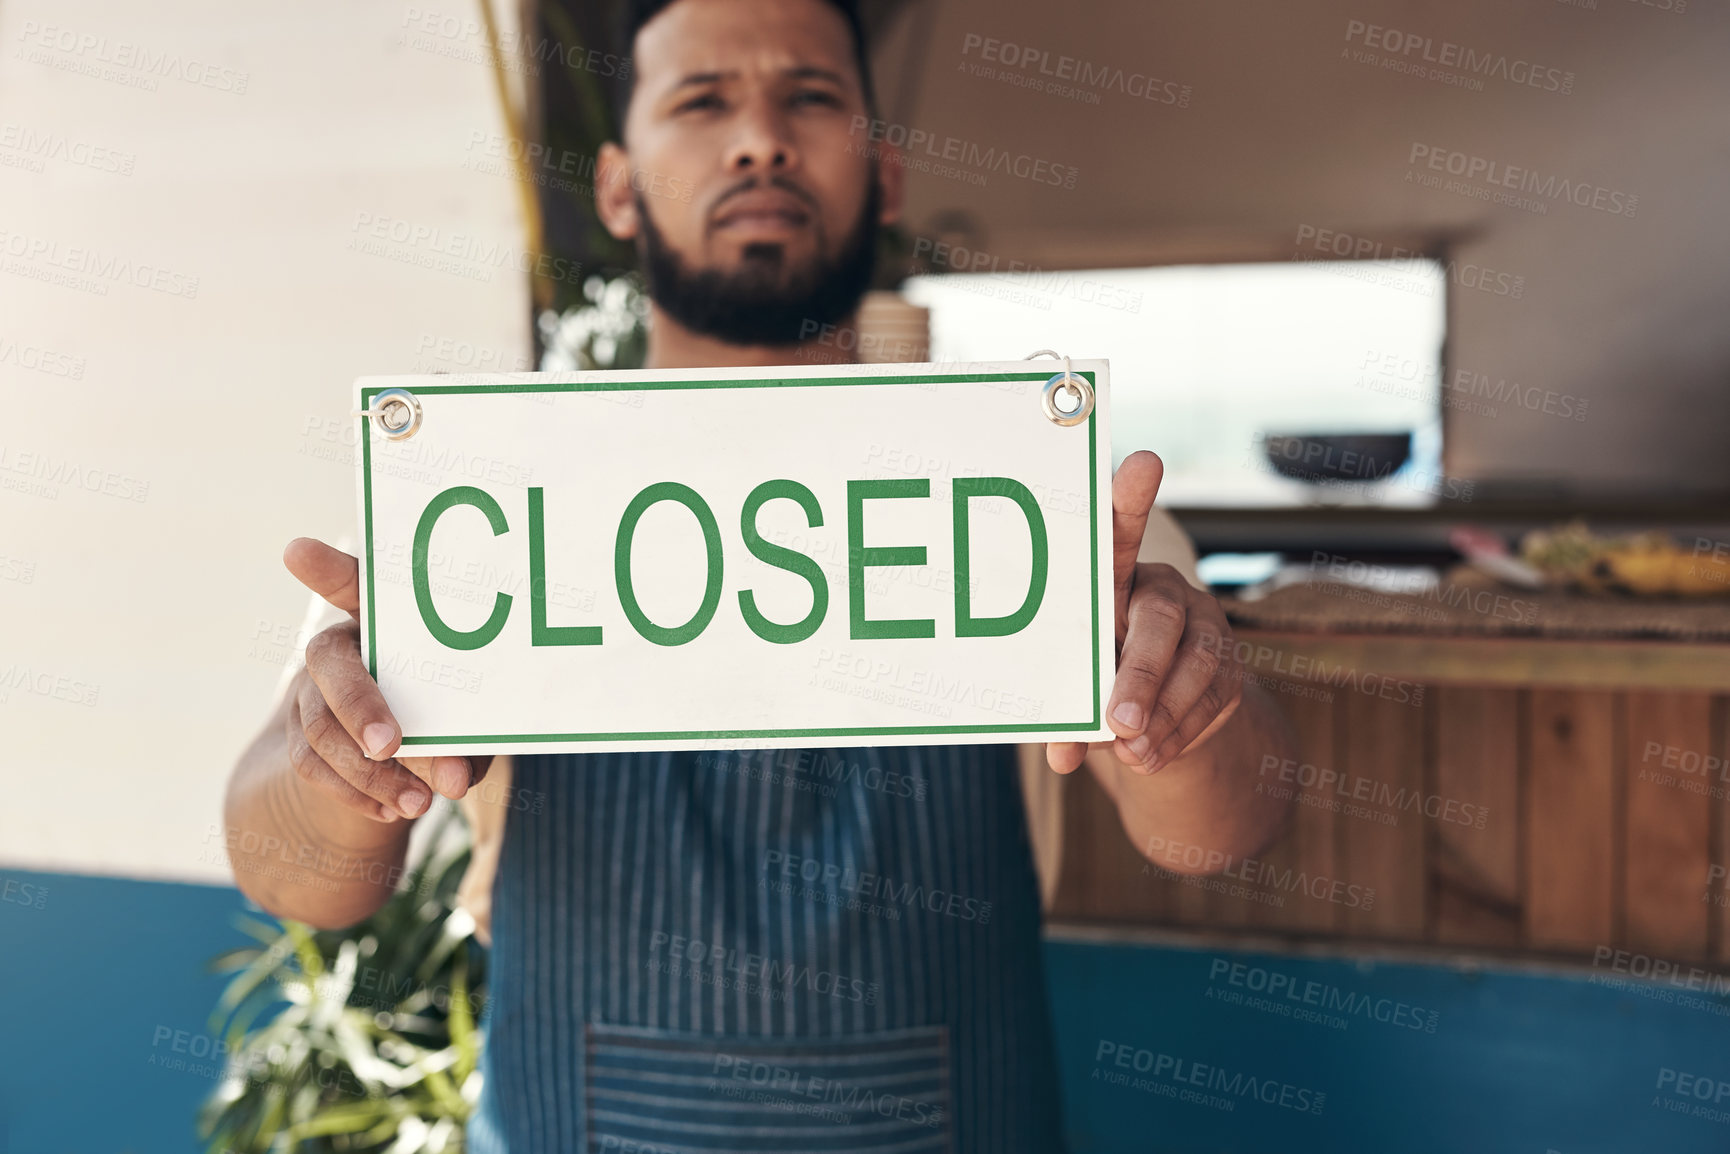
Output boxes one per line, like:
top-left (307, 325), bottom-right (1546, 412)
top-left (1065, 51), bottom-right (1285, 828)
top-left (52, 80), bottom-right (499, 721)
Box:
top-left (200, 809), bottom-right (484, 1153)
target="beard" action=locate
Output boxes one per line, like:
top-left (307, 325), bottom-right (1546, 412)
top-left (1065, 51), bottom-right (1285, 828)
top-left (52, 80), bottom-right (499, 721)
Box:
top-left (636, 177), bottom-right (880, 347)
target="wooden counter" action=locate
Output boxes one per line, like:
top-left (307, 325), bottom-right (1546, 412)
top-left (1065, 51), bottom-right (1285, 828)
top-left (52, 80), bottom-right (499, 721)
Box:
top-left (1222, 630), bottom-right (1730, 691)
top-left (1045, 584), bottom-right (1730, 968)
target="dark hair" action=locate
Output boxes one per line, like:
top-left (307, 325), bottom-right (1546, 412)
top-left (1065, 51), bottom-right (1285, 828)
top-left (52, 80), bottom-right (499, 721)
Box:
top-left (610, 0), bottom-right (876, 139)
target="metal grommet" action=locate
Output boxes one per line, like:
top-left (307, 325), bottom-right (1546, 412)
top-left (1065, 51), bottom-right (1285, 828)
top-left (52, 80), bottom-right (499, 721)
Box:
top-left (1041, 373), bottom-right (1093, 427)
top-left (361, 387), bottom-right (422, 440)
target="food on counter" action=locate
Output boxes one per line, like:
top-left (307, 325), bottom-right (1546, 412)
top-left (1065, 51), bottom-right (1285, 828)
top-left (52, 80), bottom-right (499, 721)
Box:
top-left (1520, 521), bottom-right (1603, 587)
top-left (1520, 520), bottom-right (1730, 595)
top-left (1449, 526), bottom-right (1545, 589)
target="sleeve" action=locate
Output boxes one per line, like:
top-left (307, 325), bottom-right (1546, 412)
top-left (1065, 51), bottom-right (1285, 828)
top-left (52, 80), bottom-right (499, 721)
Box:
top-left (1018, 506), bottom-right (1207, 909)
top-left (1137, 506), bottom-right (1204, 590)
top-left (457, 758), bottom-right (513, 948)
top-left (272, 532), bottom-right (359, 704)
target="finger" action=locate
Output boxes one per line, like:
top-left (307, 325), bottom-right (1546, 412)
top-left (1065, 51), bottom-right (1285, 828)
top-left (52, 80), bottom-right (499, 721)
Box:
top-left (303, 623), bottom-right (401, 763)
top-left (286, 696), bottom-right (399, 822)
top-left (1045, 741), bottom-right (1087, 774)
top-left (298, 676), bottom-right (432, 818)
top-left (1135, 601), bottom-right (1233, 762)
top-left (1110, 451), bottom-right (1164, 636)
top-left (1105, 568), bottom-right (1191, 753)
top-left (284, 537), bottom-right (363, 618)
top-left (298, 678), bottom-right (430, 816)
top-left (1147, 687), bottom-right (1243, 774)
top-left (1048, 739), bottom-right (1127, 775)
top-left (401, 754), bottom-right (482, 801)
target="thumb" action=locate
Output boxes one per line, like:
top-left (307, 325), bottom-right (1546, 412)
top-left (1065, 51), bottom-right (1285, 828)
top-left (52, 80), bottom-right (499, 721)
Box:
top-left (284, 537), bottom-right (362, 618)
top-left (1111, 451), bottom-right (1163, 624)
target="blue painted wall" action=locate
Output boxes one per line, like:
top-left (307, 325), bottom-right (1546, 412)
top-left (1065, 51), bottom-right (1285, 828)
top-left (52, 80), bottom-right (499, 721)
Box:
top-left (0, 870), bottom-right (254, 1154)
top-left (1045, 938), bottom-right (1730, 1154)
top-left (3, 870), bottom-right (1727, 1153)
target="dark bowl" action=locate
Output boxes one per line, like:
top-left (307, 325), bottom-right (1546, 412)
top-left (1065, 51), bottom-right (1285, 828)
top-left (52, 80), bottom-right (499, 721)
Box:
top-left (1262, 432), bottom-right (1413, 484)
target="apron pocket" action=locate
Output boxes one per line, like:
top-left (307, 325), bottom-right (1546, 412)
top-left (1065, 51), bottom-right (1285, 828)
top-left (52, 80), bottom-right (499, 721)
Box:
top-left (584, 1021), bottom-right (952, 1153)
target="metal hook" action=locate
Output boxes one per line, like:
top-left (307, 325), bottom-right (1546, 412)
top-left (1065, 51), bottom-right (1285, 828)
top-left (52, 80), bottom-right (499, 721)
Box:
top-left (353, 387), bottom-right (423, 441)
top-left (1025, 349), bottom-right (1094, 427)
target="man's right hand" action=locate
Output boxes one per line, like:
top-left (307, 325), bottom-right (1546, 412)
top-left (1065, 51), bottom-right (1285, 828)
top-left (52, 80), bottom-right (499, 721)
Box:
top-left (284, 537), bottom-right (489, 822)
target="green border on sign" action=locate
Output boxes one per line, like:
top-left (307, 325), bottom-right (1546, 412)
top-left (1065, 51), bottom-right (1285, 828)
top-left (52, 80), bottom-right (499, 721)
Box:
top-left (359, 372), bottom-right (1101, 746)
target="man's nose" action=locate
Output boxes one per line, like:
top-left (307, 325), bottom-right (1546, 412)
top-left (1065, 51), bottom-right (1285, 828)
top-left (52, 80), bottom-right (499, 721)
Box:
top-left (724, 100), bottom-right (800, 173)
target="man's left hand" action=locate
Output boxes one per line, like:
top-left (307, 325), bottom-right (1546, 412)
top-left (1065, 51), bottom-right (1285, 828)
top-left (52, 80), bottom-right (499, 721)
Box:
top-left (1046, 450), bottom-right (1244, 775)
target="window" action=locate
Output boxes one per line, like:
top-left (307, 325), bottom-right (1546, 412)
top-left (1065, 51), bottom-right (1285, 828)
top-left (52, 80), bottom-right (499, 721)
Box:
top-left (902, 260), bottom-right (1448, 507)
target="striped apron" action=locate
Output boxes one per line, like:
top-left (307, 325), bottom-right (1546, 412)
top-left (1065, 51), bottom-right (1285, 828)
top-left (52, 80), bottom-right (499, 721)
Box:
top-left (467, 743), bottom-right (1063, 1153)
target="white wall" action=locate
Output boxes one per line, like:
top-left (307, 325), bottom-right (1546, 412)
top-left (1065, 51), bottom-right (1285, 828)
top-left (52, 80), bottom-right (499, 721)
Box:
top-left (0, 0), bottom-right (530, 881)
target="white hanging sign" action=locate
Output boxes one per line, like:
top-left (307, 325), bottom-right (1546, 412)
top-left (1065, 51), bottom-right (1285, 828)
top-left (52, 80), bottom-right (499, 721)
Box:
top-left (353, 359), bottom-right (1114, 755)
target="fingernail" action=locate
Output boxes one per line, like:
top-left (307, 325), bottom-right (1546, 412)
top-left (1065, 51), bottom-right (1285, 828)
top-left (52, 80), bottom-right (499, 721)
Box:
top-left (378, 807), bottom-right (400, 823)
top-left (1127, 734), bottom-right (1152, 762)
top-left (434, 757), bottom-right (469, 798)
top-left (398, 788), bottom-right (429, 818)
top-left (1111, 701), bottom-right (1144, 731)
top-left (363, 723), bottom-right (396, 760)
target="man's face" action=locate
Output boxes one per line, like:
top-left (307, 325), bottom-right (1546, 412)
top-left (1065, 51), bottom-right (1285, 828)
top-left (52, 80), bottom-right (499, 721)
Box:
top-left (600, 0), bottom-right (899, 345)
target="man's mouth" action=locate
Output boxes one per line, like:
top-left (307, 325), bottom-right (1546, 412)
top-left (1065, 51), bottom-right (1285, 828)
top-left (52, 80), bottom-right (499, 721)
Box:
top-left (711, 189), bottom-right (813, 237)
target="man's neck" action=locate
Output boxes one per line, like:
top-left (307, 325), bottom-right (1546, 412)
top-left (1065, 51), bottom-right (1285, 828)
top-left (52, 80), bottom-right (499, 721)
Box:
top-left (640, 303), bottom-right (863, 370)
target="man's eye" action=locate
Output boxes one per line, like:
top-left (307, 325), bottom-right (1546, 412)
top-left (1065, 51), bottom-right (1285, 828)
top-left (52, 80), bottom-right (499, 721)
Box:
top-left (675, 93), bottom-right (723, 113)
top-left (790, 89), bottom-right (841, 108)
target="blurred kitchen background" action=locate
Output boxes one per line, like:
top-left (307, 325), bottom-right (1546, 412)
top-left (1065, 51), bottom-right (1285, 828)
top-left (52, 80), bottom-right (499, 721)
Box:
top-left (3, 0), bottom-right (1729, 1150)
